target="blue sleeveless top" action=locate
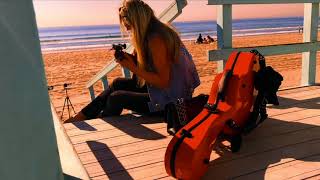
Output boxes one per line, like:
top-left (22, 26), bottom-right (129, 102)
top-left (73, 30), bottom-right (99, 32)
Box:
top-left (147, 46), bottom-right (200, 112)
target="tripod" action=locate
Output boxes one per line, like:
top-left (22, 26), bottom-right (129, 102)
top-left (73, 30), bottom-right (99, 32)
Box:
top-left (61, 86), bottom-right (76, 120)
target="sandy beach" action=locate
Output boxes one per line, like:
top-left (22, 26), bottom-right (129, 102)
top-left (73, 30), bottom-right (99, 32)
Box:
top-left (43, 32), bottom-right (320, 120)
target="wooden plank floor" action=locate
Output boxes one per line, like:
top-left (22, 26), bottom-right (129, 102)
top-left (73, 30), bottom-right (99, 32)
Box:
top-left (64, 86), bottom-right (320, 180)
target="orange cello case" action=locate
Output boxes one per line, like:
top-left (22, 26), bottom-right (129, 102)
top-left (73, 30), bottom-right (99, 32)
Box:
top-left (164, 51), bottom-right (261, 180)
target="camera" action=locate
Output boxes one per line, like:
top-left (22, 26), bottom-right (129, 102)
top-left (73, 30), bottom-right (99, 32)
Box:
top-left (112, 43), bottom-right (126, 51)
top-left (112, 43), bottom-right (126, 61)
top-left (63, 83), bottom-right (72, 88)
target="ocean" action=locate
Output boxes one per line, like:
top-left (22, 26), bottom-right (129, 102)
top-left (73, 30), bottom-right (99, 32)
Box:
top-left (38, 17), bottom-right (306, 51)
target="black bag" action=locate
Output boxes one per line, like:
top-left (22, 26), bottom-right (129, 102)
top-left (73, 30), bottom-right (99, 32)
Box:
top-left (254, 66), bottom-right (283, 105)
top-left (244, 65), bottom-right (283, 134)
top-left (165, 94), bottom-right (209, 135)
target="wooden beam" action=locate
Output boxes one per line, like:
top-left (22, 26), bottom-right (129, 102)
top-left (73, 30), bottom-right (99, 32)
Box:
top-left (0, 1), bottom-right (64, 179)
top-left (216, 4), bottom-right (232, 72)
top-left (208, 0), bottom-right (320, 5)
top-left (301, 3), bottom-right (319, 86)
top-left (208, 42), bottom-right (320, 61)
top-left (159, 0), bottom-right (187, 23)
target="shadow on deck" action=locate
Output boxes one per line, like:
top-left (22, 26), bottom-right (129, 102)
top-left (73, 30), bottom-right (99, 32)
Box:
top-left (63, 86), bottom-right (320, 180)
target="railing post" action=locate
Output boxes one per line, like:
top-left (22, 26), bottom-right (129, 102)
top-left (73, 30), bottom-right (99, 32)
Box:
top-left (302, 3), bottom-right (319, 86)
top-left (122, 67), bottom-right (131, 78)
top-left (101, 76), bottom-right (109, 90)
top-left (216, 4), bottom-right (232, 72)
top-left (89, 86), bottom-right (95, 101)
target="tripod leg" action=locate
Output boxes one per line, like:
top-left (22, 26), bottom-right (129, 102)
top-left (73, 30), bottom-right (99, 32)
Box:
top-left (68, 97), bottom-right (77, 114)
top-left (61, 97), bottom-right (68, 119)
top-left (66, 97), bottom-right (71, 119)
top-left (66, 97), bottom-right (76, 118)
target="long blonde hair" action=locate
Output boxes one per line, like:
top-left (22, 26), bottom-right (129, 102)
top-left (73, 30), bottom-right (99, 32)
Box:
top-left (119, 0), bottom-right (182, 86)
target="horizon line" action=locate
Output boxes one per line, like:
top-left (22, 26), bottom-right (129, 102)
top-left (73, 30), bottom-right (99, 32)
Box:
top-left (37, 15), bottom-right (305, 28)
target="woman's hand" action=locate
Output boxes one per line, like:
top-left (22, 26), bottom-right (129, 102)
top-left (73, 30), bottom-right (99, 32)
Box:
top-left (127, 35), bottom-right (171, 89)
top-left (114, 52), bottom-right (137, 71)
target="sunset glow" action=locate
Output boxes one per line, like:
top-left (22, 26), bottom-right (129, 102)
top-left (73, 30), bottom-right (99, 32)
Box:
top-left (33, 1), bottom-right (304, 28)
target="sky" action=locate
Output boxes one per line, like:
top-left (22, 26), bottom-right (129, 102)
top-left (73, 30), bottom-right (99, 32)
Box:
top-left (32, 0), bottom-right (304, 28)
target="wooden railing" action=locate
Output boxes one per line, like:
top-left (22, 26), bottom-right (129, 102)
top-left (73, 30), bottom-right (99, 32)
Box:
top-left (208, 0), bottom-right (320, 86)
top-left (86, 0), bottom-right (188, 100)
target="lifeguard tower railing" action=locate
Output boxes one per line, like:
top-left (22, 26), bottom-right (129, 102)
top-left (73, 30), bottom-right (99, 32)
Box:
top-left (208, 0), bottom-right (319, 86)
top-left (86, 0), bottom-right (188, 100)
top-left (86, 0), bottom-right (319, 101)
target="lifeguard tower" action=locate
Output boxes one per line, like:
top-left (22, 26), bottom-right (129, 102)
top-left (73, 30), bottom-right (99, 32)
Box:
top-left (1, 0), bottom-right (319, 179)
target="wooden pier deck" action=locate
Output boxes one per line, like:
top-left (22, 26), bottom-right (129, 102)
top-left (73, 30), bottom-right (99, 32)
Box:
top-left (63, 86), bottom-right (320, 180)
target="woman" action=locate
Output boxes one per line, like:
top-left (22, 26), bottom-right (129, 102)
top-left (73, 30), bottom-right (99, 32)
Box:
top-left (64, 0), bottom-right (200, 123)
